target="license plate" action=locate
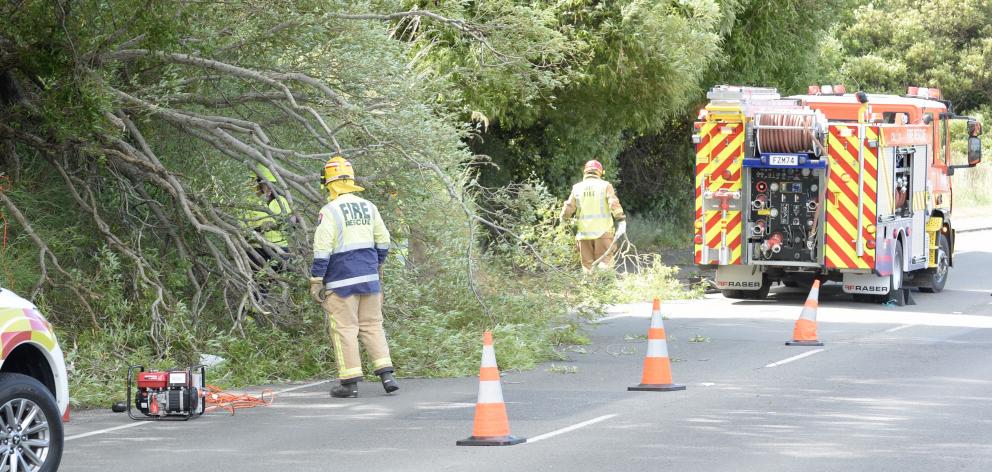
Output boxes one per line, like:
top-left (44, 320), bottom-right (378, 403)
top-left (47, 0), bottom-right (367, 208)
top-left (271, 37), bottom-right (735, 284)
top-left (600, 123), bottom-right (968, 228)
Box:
top-left (769, 154), bottom-right (799, 166)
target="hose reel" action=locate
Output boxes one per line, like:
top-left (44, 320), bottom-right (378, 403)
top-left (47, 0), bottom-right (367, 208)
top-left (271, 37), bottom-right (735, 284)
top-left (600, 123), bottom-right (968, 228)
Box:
top-left (755, 112), bottom-right (827, 156)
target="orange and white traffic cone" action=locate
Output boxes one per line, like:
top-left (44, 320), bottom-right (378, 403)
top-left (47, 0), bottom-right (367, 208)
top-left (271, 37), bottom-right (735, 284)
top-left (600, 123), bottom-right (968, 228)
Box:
top-left (786, 280), bottom-right (824, 346)
top-left (62, 404), bottom-right (70, 423)
top-left (457, 331), bottom-right (525, 446)
top-left (628, 299), bottom-right (685, 392)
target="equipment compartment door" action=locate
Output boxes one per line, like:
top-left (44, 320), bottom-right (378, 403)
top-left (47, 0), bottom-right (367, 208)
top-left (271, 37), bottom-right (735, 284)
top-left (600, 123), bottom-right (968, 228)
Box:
top-left (824, 124), bottom-right (879, 270)
top-left (695, 121), bottom-right (745, 265)
top-left (909, 144), bottom-right (928, 269)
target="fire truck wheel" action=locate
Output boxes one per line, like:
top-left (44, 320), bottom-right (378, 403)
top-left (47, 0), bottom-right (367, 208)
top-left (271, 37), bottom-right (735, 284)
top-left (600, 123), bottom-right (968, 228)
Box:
top-left (892, 241), bottom-right (905, 292)
top-left (853, 241), bottom-right (904, 304)
top-left (750, 280), bottom-right (771, 300)
top-left (918, 232), bottom-right (950, 293)
top-left (720, 289), bottom-right (744, 298)
top-left (0, 373), bottom-right (63, 472)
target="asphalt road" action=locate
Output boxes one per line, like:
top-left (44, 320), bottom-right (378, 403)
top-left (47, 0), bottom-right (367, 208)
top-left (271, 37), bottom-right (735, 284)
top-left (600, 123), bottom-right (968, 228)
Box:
top-left (62, 229), bottom-right (992, 471)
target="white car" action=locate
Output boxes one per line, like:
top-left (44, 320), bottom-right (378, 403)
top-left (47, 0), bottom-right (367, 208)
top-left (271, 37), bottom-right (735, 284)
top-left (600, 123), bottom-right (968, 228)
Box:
top-left (0, 288), bottom-right (68, 471)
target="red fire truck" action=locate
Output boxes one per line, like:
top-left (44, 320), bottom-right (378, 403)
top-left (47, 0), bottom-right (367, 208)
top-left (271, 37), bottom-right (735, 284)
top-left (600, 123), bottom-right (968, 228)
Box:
top-left (693, 85), bottom-right (983, 301)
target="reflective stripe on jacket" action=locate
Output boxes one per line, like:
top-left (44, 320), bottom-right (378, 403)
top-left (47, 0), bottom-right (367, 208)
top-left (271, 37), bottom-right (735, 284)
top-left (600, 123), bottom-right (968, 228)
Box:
top-left (310, 193), bottom-right (390, 297)
top-left (562, 176), bottom-right (624, 240)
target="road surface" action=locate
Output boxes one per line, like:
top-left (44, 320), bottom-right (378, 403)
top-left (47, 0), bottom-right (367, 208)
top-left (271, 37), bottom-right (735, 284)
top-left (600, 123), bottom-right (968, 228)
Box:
top-left (62, 228), bottom-right (992, 471)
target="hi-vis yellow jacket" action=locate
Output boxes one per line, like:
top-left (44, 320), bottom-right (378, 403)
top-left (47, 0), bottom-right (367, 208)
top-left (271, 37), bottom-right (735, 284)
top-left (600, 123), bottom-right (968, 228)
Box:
top-left (245, 195), bottom-right (291, 246)
top-left (560, 175), bottom-right (625, 240)
top-left (310, 193), bottom-right (390, 297)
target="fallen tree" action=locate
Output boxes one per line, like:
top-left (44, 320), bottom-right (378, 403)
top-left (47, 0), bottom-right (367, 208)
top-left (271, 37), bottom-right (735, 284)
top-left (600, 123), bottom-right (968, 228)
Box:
top-left (0, 2), bottom-right (698, 406)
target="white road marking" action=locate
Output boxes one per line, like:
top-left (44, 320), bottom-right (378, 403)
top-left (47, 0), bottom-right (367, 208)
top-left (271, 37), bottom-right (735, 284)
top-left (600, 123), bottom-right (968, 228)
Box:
top-left (526, 414), bottom-right (617, 444)
top-left (885, 324), bottom-right (915, 333)
top-left (764, 349), bottom-right (825, 368)
top-left (655, 292), bottom-right (992, 329)
top-left (66, 422), bottom-right (145, 442)
top-left (594, 313), bottom-right (649, 322)
top-left (415, 402), bottom-right (476, 410)
top-left (274, 379), bottom-right (331, 395)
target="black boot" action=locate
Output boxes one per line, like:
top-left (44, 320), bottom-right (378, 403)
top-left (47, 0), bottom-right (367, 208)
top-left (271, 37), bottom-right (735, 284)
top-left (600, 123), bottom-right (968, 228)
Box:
top-left (379, 372), bottom-right (399, 393)
top-left (330, 381), bottom-right (358, 398)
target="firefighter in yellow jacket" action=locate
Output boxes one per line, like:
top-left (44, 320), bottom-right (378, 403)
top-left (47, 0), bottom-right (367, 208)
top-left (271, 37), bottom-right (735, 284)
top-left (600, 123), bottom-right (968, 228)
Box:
top-left (560, 160), bottom-right (626, 273)
top-left (244, 165), bottom-right (294, 306)
top-left (309, 156), bottom-right (398, 398)
top-left (245, 165), bottom-right (292, 265)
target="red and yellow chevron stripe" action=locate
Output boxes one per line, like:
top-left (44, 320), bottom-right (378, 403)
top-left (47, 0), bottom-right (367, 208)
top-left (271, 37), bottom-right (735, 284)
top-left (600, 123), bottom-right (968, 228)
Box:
top-left (0, 307), bottom-right (56, 359)
top-left (824, 125), bottom-right (878, 270)
top-left (694, 121), bottom-right (744, 265)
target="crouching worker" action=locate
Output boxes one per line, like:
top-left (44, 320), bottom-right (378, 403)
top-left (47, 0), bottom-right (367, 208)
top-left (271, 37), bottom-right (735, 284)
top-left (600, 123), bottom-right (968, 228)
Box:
top-left (309, 156), bottom-right (399, 398)
top-left (244, 165), bottom-right (294, 306)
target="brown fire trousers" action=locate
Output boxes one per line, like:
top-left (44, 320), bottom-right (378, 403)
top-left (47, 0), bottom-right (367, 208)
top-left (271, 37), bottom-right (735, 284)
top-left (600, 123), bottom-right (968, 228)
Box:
top-left (321, 292), bottom-right (393, 382)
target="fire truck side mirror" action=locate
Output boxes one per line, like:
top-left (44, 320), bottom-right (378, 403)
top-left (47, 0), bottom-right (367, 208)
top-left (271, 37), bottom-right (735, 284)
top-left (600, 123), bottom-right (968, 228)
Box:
top-left (967, 136), bottom-right (982, 166)
top-left (968, 120), bottom-right (983, 137)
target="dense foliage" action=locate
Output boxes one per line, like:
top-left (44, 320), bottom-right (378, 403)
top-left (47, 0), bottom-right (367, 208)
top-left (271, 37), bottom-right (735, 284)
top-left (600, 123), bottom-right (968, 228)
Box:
top-left (1, 0), bottom-right (990, 407)
top-left (832, 0), bottom-right (992, 111)
top-left (430, 0), bottom-right (850, 211)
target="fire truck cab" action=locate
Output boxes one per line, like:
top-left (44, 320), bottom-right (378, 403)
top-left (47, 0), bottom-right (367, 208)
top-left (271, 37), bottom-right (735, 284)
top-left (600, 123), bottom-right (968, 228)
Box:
top-left (693, 85), bottom-right (983, 301)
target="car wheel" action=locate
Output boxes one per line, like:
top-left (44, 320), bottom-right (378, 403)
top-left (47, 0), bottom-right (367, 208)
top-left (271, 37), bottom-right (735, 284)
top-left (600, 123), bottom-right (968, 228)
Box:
top-left (918, 232), bottom-right (950, 293)
top-left (0, 373), bottom-right (63, 472)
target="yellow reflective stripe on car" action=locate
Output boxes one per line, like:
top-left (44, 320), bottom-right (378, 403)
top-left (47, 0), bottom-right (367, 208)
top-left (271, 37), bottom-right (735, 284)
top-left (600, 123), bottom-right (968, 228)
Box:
top-left (0, 308), bottom-right (56, 355)
top-left (31, 331), bottom-right (56, 351)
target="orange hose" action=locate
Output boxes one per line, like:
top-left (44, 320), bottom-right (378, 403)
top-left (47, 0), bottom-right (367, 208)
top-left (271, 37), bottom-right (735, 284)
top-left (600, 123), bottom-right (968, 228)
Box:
top-left (202, 384), bottom-right (274, 415)
top-left (758, 114), bottom-right (816, 154)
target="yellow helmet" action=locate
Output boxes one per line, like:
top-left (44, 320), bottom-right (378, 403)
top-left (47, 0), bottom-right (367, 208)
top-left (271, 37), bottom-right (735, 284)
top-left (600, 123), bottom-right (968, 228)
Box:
top-left (322, 156), bottom-right (364, 198)
top-left (322, 156), bottom-right (355, 185)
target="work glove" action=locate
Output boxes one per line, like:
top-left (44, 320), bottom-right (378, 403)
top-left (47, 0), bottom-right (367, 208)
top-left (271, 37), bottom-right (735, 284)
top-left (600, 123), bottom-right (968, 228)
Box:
top-left (615, 220), bottom-right (627, 237)
top-left (309, 277), bottom-right (326, 303)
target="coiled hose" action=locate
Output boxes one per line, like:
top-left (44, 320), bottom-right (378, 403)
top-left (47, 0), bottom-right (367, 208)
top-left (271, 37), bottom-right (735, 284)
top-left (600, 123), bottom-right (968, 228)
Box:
top-left (757, 113), bottom-right (817, 154)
